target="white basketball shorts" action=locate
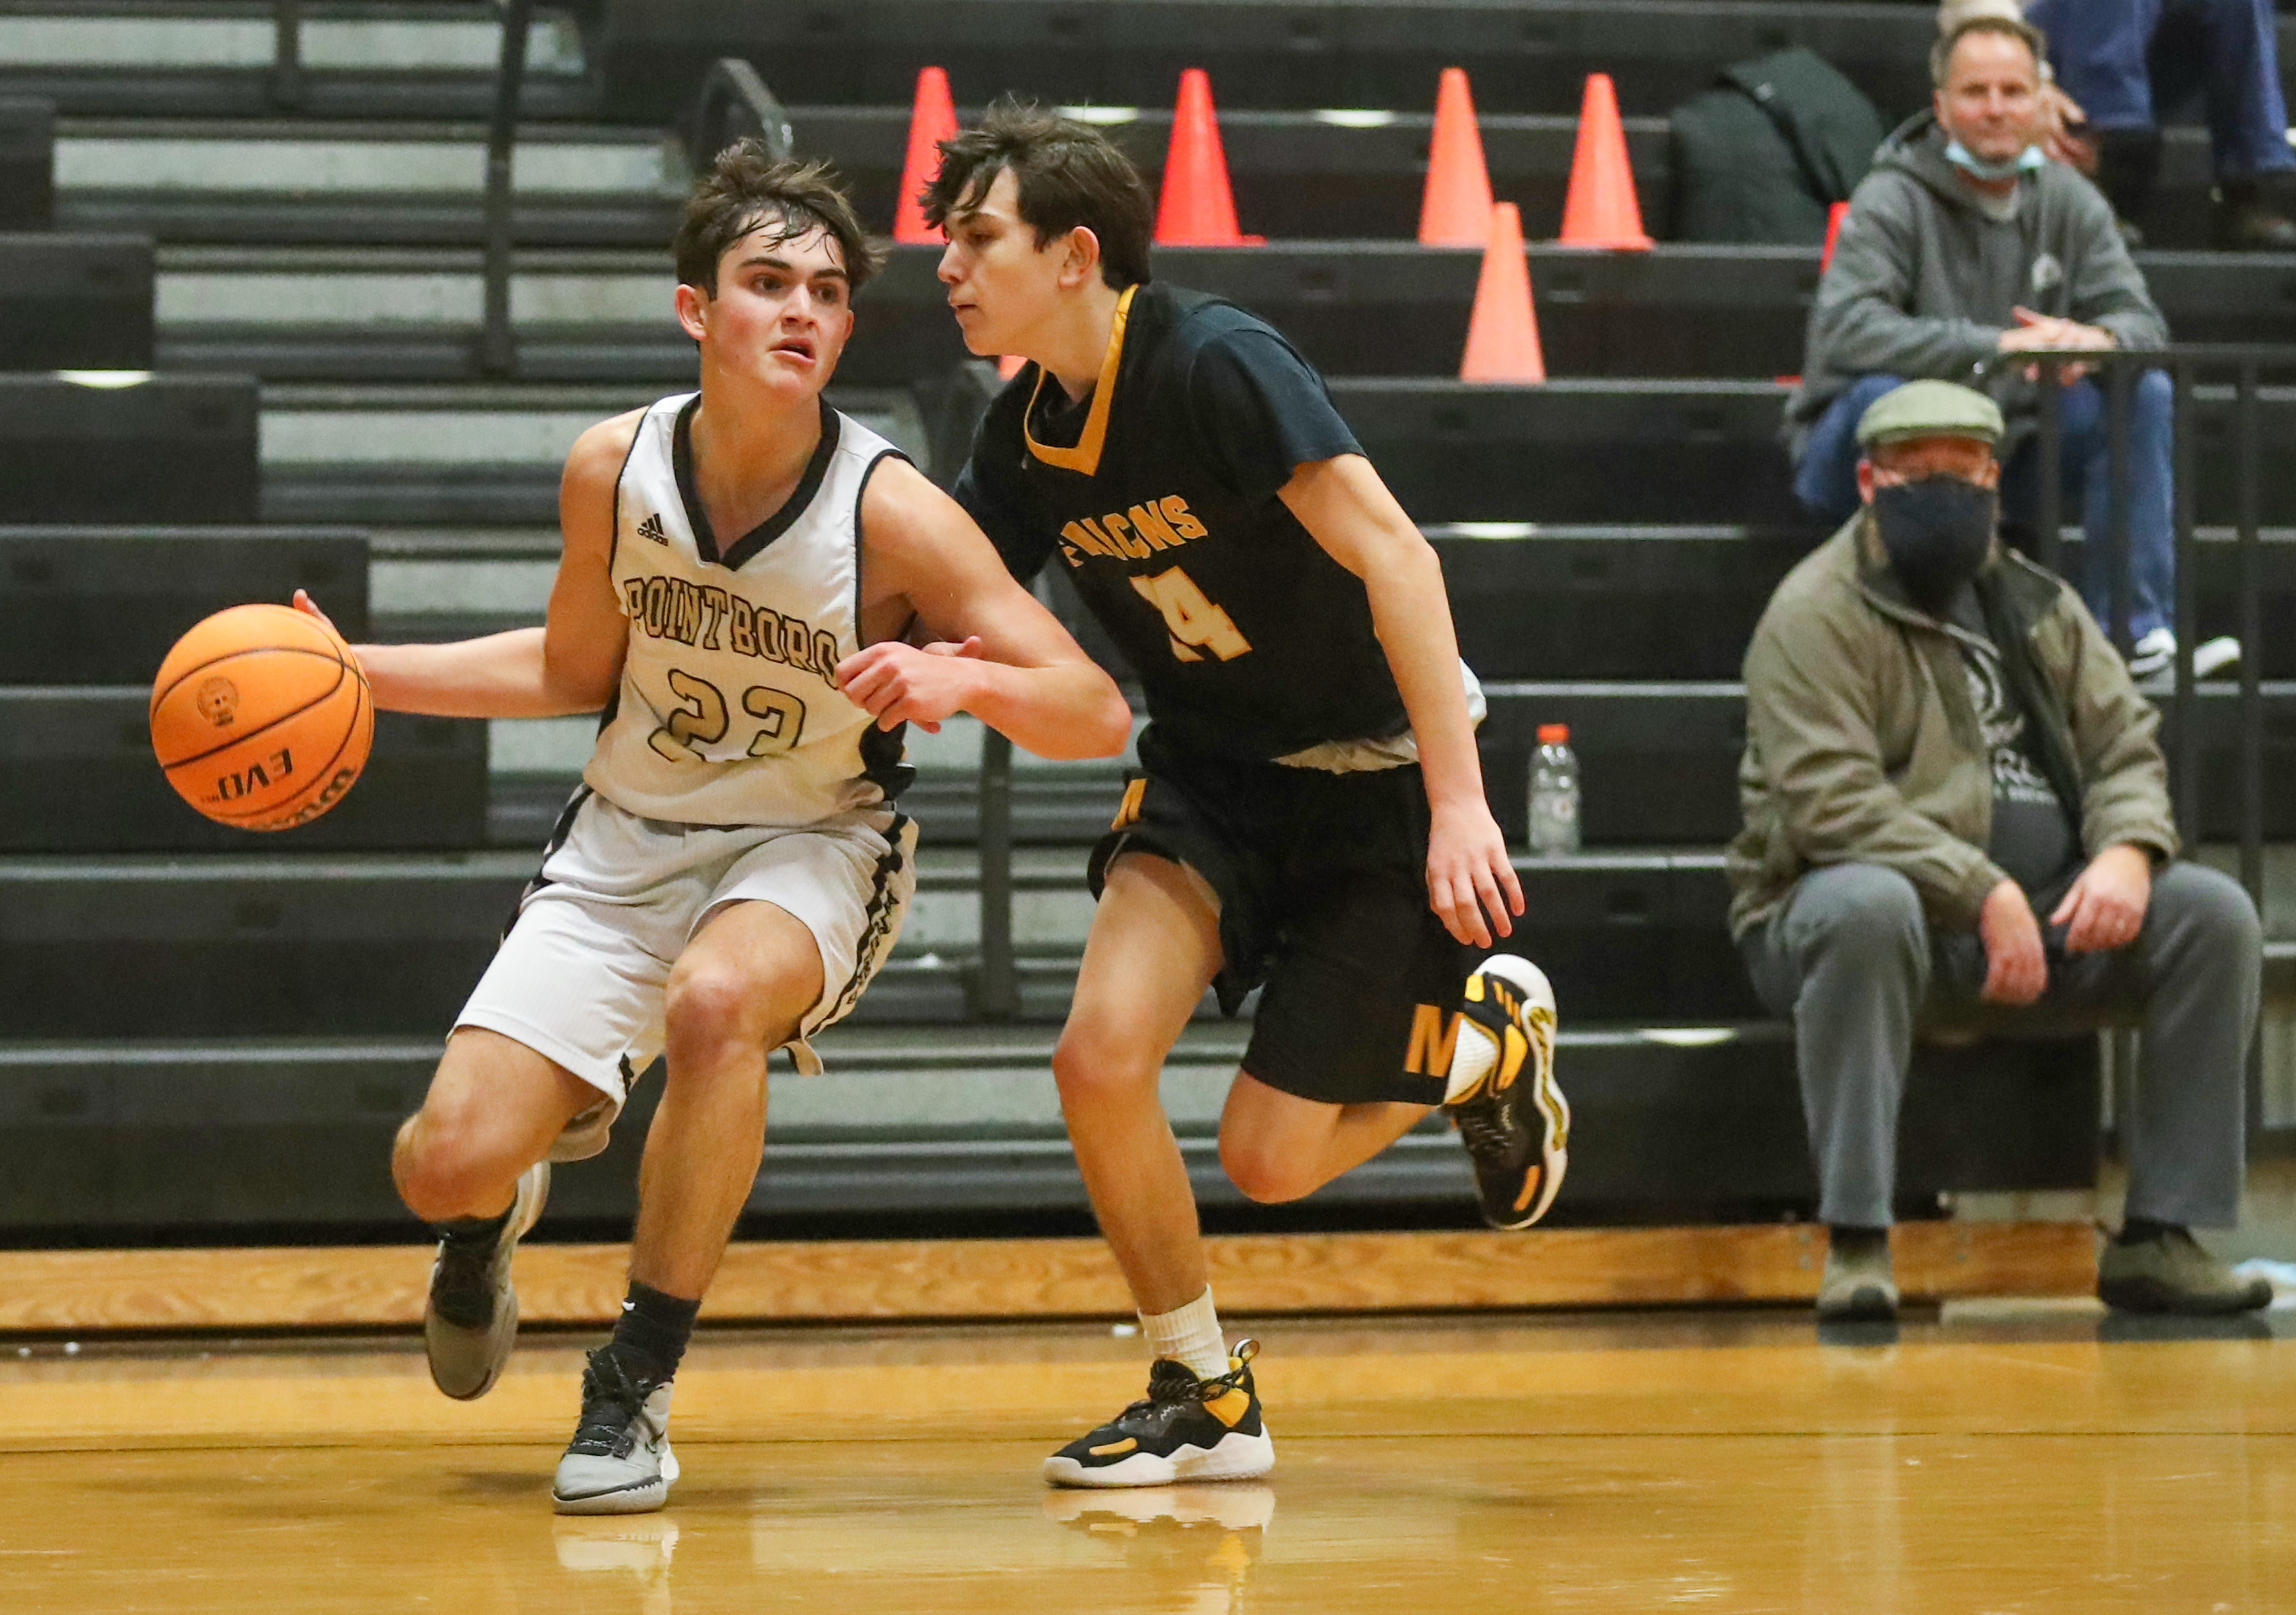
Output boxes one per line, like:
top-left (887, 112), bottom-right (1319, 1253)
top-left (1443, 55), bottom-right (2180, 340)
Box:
top-left (455, 788), bottom-right (916, 1155)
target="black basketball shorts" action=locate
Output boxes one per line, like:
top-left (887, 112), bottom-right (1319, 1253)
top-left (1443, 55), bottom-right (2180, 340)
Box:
top-left (1086, 729), bottom-right (1473, 1106)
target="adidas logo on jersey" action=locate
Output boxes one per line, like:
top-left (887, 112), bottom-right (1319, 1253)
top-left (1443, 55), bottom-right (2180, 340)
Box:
top-left (637, 513), bottom-right (669, 545)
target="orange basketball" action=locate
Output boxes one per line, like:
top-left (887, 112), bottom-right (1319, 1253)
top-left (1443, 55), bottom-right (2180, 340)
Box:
top-left (149, 603), bottom-right (373, 830)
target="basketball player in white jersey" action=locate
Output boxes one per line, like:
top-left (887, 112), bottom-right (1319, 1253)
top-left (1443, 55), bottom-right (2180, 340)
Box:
top-left (299, 151), bottom-right (1130, 1514)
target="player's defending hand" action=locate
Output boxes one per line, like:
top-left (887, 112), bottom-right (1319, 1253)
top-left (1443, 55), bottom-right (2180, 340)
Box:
top-left (836, 636), bottom-right (987, 734)
top-left (1428, 799), bottom-right (1524, 951)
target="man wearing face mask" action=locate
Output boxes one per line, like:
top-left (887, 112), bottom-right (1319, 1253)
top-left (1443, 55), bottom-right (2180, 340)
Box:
top-left (1787, 11), bottom-right (2237, 684)
top-left (1733, 380), bottom-right (2270, 1324)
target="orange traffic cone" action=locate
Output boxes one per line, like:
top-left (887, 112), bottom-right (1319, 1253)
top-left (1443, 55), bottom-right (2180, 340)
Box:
top-left (1460, 202), bottom-right (1544, 383)
top-left (1558, 73), bottom-right (1652, 249)
top-left (893, 66), bottom-right (958, 243)
top-left (1156, 69), bottom-right (1262, 245)
top-left (1418, 67), bottom-right (1494, 247)
top-left (1821, 200), bottom-right (1850, 271)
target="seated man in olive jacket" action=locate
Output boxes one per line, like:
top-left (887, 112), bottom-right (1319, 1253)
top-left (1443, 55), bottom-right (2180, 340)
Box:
top-left (1729, 379), bottom-right (2269, 1322)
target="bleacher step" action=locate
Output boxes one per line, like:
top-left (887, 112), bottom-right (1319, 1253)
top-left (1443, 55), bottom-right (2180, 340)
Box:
top-left (0, 231), bottom-right (153, 369)
top-left (0, 849), bottom-right (1767, 1037)
top-left (0, 372), bottom-right (258, 525)
top-left (773, 104), bottom-right (2258, 258)
top-left (146, 227), bottom-right (2296, 389)
top-left (0, 1021), bottom-right (2099, 1230)
top-left (0, 4), bottom-right (593, 119)
top-left (258, 382), bottom-right (921, 524)
top-left (55, 116), bottom-right (680, 245)
top-left (0, 691), bottom-right (487, 852)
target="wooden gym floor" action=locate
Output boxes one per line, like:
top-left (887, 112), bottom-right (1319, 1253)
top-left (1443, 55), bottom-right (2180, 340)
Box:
top-left (2, 1303), bottom-right (2291, 1613)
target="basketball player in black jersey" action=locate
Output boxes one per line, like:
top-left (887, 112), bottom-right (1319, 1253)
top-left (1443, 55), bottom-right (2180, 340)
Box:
top-left (926, 104), bottom-right (1572, 1487)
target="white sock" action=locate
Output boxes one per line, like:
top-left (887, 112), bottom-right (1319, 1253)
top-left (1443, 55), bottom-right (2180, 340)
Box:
top-left (1140, 1287), bottom-right (1229, 1380)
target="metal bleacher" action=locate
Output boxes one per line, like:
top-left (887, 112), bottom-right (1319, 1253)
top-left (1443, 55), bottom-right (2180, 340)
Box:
top-left (2, 0), bottom-right (2288, 1244)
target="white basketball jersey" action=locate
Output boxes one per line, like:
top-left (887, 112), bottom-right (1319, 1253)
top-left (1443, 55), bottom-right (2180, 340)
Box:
top-left (584, 394), bottom-right (910, 827)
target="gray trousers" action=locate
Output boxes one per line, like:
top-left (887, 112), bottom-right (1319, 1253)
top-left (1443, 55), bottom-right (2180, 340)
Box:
top-left (1741, 860), bottom-right (2259, 1229)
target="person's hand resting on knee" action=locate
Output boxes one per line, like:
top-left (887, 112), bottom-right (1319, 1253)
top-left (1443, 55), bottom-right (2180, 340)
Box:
top-left (1979, 878), bottom-right (2049, 1005)
top-left (2051, 843), bottom-right (2152, 954)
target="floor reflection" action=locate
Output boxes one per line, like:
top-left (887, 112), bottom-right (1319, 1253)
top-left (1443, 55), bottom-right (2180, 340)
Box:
top-left (0, 1309), bottom-right (2289, 1613)
top-left (1044, 1485), bottom-right (1274, 1615)
top-left (2093, 1310), bottom-right (2281, 1344)
top-left (553, 1514), bottom-right (679, 1615)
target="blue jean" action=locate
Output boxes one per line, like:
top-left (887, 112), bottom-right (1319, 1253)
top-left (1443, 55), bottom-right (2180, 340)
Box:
top-left (2027, 0), bottom-right (2295, 178)
top-left (1794, 372), bottom-right (2176, 641)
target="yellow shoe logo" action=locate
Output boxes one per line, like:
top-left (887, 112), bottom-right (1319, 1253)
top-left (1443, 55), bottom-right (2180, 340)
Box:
top-left (1492, 1025), bottom-right (1528, 1092)
top-left (1202, 1389), bottom-right (1252, 1428)
top-left (1111, 778), bottom-right (1146, 830)
top-left (1512, 1163), bottom-right (1543, 1213)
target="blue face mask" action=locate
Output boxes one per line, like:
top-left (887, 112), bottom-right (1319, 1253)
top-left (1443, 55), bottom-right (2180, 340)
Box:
top-left (1946, 139), bottom-right (2045, 183)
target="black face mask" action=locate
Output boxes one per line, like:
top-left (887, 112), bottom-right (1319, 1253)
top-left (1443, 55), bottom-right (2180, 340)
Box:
top-left (1870, 475), bottom-right (1996, 612)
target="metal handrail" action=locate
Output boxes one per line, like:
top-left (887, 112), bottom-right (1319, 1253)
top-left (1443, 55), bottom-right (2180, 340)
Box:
top-left (270, 0), bottom-right (303, 110)
top-left (478, 0), bottom-right (537, 379)
top-left (976, 728), bottom-right (1019, 1019)
top-left (2007, 346), bottom-right (2278, 909)
top-left (2000, 344), bottom-right (2288, 1145)
top-left (685, 58), bottom-right (796, 173)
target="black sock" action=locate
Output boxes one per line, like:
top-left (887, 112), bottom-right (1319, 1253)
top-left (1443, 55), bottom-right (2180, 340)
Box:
top-left (609, 1281), bottom-right (701, 1383)
top-left (433, 1207), bottom-right (512, 1252)
top-left (2119, 1216), bottom-right (2181, 1246)
top-left (1828, 1224), bottom-right (1889, 1259)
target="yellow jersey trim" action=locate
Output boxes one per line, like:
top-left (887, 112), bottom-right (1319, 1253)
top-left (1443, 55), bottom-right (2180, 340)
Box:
top-left (1022, 283), bottom-right (1137, 478)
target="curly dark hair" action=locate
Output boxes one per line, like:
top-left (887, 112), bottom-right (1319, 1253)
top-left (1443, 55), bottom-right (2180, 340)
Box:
top-left (922, 98), bottom-right (1154, 289)
top-left (672, 145), bottom-right (885, 296)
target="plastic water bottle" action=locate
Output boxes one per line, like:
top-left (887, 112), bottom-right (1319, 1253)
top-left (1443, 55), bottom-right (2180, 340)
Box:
top-left (1527, 722), bottom-right (1581, 855)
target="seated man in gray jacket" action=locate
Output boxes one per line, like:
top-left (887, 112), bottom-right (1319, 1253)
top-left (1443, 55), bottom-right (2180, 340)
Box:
top-left (1733, 379), bottom-right (2269, 1322)
top-left (1789, 11), bottom-right (2233, 683)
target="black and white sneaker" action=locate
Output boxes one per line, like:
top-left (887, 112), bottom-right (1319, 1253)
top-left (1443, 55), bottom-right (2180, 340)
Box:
top-left (552, 1346), bottom-right (679, 1515)
top-left (1444, 955), bottom-right (1568, 1230)
top-left (425, 1160), bottom-right (549, 1400)
top-left (1044, 1342), bottom-right (1274, 1489)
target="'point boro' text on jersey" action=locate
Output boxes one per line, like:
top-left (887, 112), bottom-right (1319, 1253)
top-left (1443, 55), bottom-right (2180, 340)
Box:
top-left (954, 282), bottom-right (1409, 762)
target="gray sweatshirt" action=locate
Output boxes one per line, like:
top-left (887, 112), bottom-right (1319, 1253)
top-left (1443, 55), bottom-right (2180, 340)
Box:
top-left (1786, 112), bottom-right (2168, 460)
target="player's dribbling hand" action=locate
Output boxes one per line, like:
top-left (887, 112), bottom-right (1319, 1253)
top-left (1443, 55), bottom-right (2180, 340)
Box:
top-left (1427, 800), bottom-right (1524, 950)
top-left (835, 638), bottom-right (986, 733)
top-left (291, 587), bottom-right (341, 638)
top-left (289, 587), bottom-right (366, 675)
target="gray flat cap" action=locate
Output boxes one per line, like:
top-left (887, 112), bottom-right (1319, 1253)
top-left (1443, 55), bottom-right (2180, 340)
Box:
top-left (1855, 379), bottom-right (2006, 449)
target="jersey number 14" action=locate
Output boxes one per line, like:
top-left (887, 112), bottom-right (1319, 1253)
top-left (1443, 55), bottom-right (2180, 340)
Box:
top-left (1130, 566), bottom-right (1253, 664)
top-left (647, 668), bottom-right (807, 763)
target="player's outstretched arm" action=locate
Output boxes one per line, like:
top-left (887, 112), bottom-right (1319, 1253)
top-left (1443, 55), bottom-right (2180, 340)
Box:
top-left (843, 458), bottom-right (1132, 760)
top-left (297, 414), bottom-right (639, 718)
top-left (1281, 453), bottom-right (1524, 949)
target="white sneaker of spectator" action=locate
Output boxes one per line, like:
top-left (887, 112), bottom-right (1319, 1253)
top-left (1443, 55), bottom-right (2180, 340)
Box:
top-left (2128, 628), bottom-right (2240, 686)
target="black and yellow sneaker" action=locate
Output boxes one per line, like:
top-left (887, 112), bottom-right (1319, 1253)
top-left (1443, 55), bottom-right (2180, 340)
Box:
top-left (1444, 954), bottom-right (1568, 1230)
top-left (1043, 1342), bottom-right (1274, 1489)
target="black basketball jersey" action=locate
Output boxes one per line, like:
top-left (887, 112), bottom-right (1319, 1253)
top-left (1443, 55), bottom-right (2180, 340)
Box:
top-left (953, 282), bottom-right (1407, 762)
